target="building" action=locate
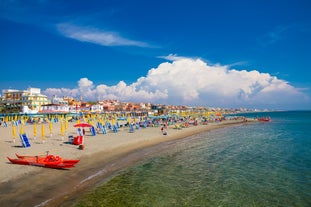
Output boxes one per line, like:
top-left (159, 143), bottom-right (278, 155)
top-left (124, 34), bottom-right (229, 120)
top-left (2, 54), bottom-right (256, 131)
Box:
top-left (39, 103), bottom-right (69, 113)
top-left (0, 88), bottom-right (50, 113)
top-left (51, 95), bottom-right (69, 105)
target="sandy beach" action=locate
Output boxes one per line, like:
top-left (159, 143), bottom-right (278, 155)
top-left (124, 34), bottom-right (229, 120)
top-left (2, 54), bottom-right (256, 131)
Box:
top-left (0, 117), bottom-right (252, 207)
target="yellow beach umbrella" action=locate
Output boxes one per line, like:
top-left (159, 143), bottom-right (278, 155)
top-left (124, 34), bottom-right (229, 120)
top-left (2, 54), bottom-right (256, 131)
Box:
top-left (49, 121), bottom-right (53, 137)
top-left (91, 120), bottom-right (95, 126)
top-left (41, 124), bottom-right (45, 143)
top-left (33, 123), bottom-right (37, 139)
top-left (12, 125), bottom-right (16, 142)
top-left (60, 121), bottom-right (64, 140)
top-left (20, 123), bottom-right (24, 135)
top-left (65, 119), bottom-right (68, 133)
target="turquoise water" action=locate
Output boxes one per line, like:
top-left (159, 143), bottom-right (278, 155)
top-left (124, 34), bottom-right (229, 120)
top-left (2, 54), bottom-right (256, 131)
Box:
top-left (74, 111), bottom-right (311, 207)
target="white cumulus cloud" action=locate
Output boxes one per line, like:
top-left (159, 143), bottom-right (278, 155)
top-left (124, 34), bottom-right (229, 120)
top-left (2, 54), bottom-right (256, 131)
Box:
top-left (43, 56), bottom-right (309, 109)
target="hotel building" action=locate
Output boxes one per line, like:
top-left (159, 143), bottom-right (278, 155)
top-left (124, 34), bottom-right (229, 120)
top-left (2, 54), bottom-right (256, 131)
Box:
top-left (0, 88), bottom-right (50, 113)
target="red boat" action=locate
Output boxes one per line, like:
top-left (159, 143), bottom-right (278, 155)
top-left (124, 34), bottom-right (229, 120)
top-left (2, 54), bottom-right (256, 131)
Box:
top-left (258, 117), bottom-right (271, 122)
top-left (7, 154), bottom-right (80, 169)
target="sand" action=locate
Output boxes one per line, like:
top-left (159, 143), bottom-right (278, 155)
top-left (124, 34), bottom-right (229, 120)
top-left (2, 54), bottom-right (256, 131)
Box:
top-left (0, 118), bottom-right (252, 206)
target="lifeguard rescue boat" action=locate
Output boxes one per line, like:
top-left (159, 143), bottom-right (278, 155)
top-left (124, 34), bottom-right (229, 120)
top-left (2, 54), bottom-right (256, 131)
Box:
top-left (258, 117), bottom-right (271, 122)
top-left (7, 153), bottom-right (80, 169)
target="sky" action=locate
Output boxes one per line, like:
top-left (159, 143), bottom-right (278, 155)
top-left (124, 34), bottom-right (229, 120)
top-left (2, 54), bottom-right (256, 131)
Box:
top-left (1, 0), bottom-right (311, 110)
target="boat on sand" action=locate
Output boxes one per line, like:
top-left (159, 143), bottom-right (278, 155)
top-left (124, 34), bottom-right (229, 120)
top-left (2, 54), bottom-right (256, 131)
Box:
top-left (7, 153), bottom-right (80, 169)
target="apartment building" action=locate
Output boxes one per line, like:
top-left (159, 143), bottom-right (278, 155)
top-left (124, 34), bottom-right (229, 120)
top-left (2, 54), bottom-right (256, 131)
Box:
top-left (0, 88), bottom-right (50, 113)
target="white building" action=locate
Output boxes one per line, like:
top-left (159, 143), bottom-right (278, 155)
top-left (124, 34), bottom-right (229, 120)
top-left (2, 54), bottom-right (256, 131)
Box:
top-left (51, 95), bottom-right (69, 105)
top-left (1, 88), bottom-right (50, 113)
top-left (39, 103), bottom-right (69, 113)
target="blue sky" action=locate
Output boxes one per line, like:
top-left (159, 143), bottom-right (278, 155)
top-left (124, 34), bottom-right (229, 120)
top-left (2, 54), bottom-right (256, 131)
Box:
top-left (1, 0), bottom-right (311, 110)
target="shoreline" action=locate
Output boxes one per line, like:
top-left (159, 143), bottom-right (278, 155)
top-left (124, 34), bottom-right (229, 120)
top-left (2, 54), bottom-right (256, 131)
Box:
top-left (0, 118), bottom-right (254, 207)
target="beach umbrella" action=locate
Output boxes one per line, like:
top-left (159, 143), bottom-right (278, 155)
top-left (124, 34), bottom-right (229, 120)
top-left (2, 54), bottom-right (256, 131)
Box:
top-left (20, 123), bottom-right (24, 135)
top-left (12, 125), bottom-right (16, 142)
top-left (41, 124), bottom-right (45, 143)
top-left (74, 123), bottom-right (92, 128)
top-left (33, 123), bottom-right (37, 139)
top-left (49, 121), bottom-right (53, 137)
top-left (65, 119), bottom-right (68, 133)
top-left (60, 121), bottom-right (64, 140)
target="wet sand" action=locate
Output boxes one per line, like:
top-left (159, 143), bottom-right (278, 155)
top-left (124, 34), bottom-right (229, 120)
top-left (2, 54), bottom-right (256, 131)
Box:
top-left (0, 119), bottom-right (252, 207)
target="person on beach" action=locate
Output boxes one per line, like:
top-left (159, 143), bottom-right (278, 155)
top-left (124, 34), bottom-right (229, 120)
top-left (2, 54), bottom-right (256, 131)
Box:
top-left (161, 125), bottom-right (167, 135)
top-left (163, 129), bottom-right (167, 135)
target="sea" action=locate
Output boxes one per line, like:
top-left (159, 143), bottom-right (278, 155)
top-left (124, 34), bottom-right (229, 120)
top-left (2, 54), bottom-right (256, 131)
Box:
top-left (71, 111), bottom-right (311, 207)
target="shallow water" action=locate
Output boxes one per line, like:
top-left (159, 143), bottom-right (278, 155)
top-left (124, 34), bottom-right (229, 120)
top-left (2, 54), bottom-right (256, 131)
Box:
top-left (72, 111), bottom-right (311, 207)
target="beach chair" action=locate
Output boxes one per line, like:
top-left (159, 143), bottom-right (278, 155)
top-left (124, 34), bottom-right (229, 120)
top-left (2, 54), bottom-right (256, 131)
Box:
top-left (97, 122), bottom-right (107, 134)
top-left (3, 121), bottom-right (8, 127)
top-left (106, 122), bottom-right (112, 130)
top-left (113, 125), bottom-right (118, 133)
top-left (101, 125), bottom-right (107, 134)
top-left (90, 126), bottom-right (96, 136)
top-left (129, 123), bottom-right (134, 133)
top-left (97, 122), bottom-right (101, 130)
top-left (19, 133), bottom-right (31, 147)
top-left (77, 128), bottom-right (83, 136)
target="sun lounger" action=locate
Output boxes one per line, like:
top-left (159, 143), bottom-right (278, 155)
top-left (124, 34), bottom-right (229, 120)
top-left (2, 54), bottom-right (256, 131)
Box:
top-left (90, 126), bottom-right (96, 136)
top-left (103, 126), bottom-right (107, 134)
top-left (20, 133), bottom-right (31, 147)
top-left (113, 125), bottom-right (118, 133)
top-left (101, 125), bottom-right (107, 134)
top-left (97, 122), bottom-right (107, 134)
top-left (129, 123), bottom-right (134, 133)
top-left (77, 128), bottom-right (83, 136)
top-left (106, 122), bottom-right (112, 130)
